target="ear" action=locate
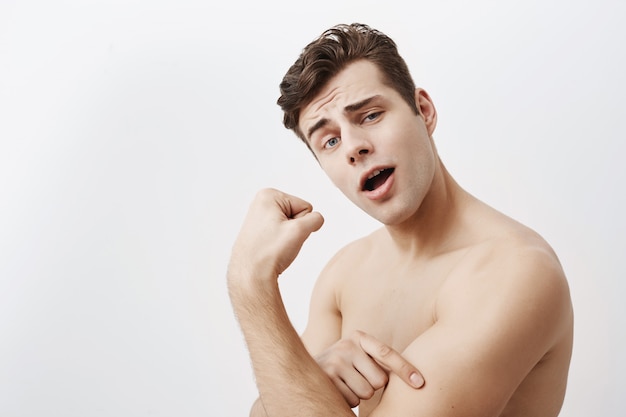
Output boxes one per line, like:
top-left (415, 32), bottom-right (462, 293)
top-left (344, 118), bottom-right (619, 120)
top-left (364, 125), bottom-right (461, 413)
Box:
top-left (415, 88), bottom-right (437, 136)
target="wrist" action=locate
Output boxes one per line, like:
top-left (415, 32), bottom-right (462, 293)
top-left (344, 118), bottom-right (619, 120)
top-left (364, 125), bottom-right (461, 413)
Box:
top-left (227, 249), bottom-right (280, 282)
top-left (227, 262), bottom-right (280, 303)
top-left (227, 257), bottom-right (277, 286)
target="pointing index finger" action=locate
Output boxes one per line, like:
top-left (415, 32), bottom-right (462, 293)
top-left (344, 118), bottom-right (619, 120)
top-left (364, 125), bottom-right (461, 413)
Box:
top-left (357, 331), bottom-right (425, 389)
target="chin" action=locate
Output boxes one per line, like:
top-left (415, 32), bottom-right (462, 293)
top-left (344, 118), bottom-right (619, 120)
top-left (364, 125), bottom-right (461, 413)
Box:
top-left (368, 197), bottom-right (425, 226)
top-left (364, 206), bottom-right (415, 226)
top-left (347, 191), bottom-right (422, 225)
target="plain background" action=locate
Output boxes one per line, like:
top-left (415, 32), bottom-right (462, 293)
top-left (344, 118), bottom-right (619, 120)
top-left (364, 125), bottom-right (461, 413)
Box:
top-left (1, 0), bottom-right (624, 415)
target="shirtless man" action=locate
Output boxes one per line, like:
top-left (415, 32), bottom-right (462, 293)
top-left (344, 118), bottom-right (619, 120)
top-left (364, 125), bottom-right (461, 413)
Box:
top-left (227, 23), bottom-right (573, 417)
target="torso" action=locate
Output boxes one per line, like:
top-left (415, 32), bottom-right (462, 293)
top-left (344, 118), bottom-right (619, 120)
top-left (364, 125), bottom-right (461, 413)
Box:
top-left (327, 203), bottom-right (573, 417)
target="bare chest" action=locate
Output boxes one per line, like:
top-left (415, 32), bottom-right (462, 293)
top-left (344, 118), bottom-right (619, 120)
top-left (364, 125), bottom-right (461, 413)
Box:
top-left (338, 253), bottom-right (460, 352)
top-left (337, 255), bottom-right (458, 417)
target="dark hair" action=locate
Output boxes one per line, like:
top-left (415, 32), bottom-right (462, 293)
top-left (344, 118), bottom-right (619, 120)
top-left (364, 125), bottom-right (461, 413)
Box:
top-left (277, 23), bottom-right (418, 144)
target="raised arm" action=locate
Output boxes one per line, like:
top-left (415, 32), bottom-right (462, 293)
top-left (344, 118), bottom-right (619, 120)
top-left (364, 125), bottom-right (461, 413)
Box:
top-left (229, 189), bottom-right (425, 417)
top-left (227, 188), bottom-right (355, 417)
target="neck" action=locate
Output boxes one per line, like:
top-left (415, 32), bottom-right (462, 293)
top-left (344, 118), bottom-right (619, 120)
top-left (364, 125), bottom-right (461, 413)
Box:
top-left (385, 161), bottom-right (471, 259)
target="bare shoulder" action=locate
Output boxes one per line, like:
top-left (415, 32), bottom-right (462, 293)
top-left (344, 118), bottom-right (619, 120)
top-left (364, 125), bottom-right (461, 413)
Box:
top-left (313, 227), bottom-right (386, 286)
top-left (439, 215), bottom-right (573, 345)
top-left (370, 216), bottom-right (573, 417)
top-left (446, 218), bottom-right (570, 314)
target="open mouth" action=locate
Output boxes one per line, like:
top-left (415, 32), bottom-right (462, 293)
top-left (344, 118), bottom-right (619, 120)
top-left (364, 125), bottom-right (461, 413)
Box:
top-left (363, 168), bottom-right (394, 191)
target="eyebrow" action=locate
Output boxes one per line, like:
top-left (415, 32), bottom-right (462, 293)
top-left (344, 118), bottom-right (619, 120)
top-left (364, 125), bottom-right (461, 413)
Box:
top-left (307, 118), bottom-right (329, 141)
top-left (344, 95), bottom-right (380, 113)
top-left (306, 95), bottom-right (381, 141)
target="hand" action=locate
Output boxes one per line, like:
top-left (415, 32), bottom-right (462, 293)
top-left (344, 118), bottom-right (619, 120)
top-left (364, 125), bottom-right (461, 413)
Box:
top-left (315, 330), bottom-right (425, 408)
top-left (228, 188), bottom-right (324, 283)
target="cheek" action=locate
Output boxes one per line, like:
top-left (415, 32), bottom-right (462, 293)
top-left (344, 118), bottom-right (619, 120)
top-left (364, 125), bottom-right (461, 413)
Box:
top-left (320, 161), bottom-right (347, 189)
top-left (409, 149), bottom-right (436, 192)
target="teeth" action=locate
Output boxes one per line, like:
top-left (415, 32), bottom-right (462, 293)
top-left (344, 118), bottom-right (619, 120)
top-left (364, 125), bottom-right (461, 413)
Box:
top-left (368, 169), bottom-right (383, 180)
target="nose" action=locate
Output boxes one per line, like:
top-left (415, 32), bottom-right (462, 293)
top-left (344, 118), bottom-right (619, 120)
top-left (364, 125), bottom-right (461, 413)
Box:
top-left (349, 149), bottom-right (369, 164)
top-left (344, 129), bottom-right (373, 164)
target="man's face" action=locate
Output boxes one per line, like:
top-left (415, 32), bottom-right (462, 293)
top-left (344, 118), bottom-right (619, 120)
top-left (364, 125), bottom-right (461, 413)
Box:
top-left (299, 60), bottom-right (438, 226)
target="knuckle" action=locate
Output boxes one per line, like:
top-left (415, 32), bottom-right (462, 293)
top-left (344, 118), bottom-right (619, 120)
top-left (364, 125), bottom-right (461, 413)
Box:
top-left (398, 361), bottom-right (414, 376)
top-left (336, 380), bottom-right (360, 408)
top-left (370, 372), bottom-right (389, 390)
top-left (319, 349), bottom-right (350, 376)
top-left (347, 396), bottom-right (360, 408)
top-left (323, 363), bottom-right (338, 376)
top-left (256, 187), bottom-right (274, 199)
top-left (376, 343), bottom-right (393, 358)
top-left (359, 385), bottom-right (375, 400)
top-left (323, 357), bottom-right (342, 375)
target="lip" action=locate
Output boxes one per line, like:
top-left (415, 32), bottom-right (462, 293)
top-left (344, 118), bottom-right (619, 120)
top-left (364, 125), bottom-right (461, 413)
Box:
top-left (360, 166), bottom-right (395, 200)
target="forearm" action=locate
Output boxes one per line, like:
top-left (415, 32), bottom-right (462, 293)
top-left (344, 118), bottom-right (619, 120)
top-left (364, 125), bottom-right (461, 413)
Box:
top-left (229, 275), bottom-right (354, 417)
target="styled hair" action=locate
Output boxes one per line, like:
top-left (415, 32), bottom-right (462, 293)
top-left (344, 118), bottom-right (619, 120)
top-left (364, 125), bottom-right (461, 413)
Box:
top-left (277, 23), bottom-right (418, 144)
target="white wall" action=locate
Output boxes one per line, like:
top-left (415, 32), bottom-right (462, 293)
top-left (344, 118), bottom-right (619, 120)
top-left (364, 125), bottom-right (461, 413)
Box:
top-left (0, 0), bottom-right (624, 415)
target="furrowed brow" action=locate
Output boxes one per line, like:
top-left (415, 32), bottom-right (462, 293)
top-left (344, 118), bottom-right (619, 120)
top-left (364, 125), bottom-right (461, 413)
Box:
top-left (307, 118), bottom-right (329, 141)
top-left (306, 96), bottom-right (381, 141)
top-left (344, 95), bottom-right (380, 114)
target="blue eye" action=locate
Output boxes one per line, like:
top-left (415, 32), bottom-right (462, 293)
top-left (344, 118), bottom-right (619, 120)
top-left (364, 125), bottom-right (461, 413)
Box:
top-left (364, 112), bottom-right (381, 122)
top-left (324, 137), bottom-right (340, 149)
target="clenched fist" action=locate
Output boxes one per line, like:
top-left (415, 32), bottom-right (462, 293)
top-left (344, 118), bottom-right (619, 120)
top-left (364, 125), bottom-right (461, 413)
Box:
top-left (227, 188), bottom-right (324, 286)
